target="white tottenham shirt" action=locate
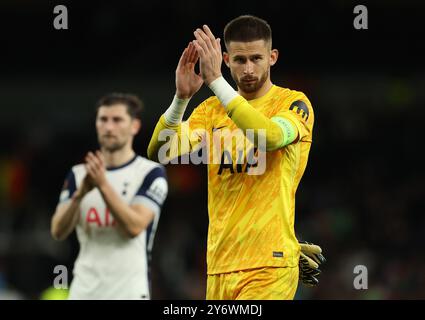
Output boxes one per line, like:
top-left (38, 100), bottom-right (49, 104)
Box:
top-left (58, 155), bottom-right (168, 300)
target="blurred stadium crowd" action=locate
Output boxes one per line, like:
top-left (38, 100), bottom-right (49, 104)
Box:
top-left (1, 1), bottom-right (424, 299)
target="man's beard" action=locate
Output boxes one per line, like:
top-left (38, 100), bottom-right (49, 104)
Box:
top-left (234, 70), bottom-right (269, 94)
top-left (99, 137), bottom-right (126, 152)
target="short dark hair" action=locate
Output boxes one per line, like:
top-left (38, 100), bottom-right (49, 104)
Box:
top-left (224, 15), bottom-right (272, 50)
top-left (96, 93), bottom-right (143, 120)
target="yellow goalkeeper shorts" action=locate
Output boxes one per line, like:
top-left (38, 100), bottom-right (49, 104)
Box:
top-left (206, 266), bottom-right (299, 300)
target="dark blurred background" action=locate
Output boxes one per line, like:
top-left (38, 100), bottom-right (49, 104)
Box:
top-left (0, 0), bottom-right (424, 299)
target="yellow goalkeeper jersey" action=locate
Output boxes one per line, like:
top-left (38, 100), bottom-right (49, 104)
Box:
top-left (148, 84), bottom-right (314, 275)
top-left (186, 85), bottom-right (314, 274)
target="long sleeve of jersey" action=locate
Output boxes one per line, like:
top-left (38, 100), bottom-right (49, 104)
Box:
top-left (147, 115), bottom-right (187, 162)
top-left (226, 95), bottom-right (298, 151)
top-left (147, 101), bottom-right (207, 162)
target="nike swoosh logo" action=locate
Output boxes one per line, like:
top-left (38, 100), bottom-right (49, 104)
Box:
top-left (212, 126), bottom-right (226, 132)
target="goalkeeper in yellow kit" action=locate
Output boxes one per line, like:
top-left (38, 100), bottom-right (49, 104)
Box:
top-left (148, 15), bottom-right (324, 299)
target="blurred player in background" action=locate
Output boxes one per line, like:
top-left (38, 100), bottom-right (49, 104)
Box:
top-left (51, 93), bottom-right (168, 299)
top-left (148, 15), bottom-right (322, 299)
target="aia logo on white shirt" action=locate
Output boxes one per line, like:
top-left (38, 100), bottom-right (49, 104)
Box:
top-left (85, 207), bottom-right (116, 227)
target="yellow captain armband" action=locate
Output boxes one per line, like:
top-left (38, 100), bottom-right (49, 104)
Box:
top-left (271, 116), bottom-right (298, 148)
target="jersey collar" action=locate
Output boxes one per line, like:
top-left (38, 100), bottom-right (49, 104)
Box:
top-left (247, 84), bottom-right (277, 106)
top-left (106, 154), bottom-right (138, 171)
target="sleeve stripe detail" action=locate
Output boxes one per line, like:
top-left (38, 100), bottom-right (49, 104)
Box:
top-left (134, 166), bottom-right (167, 207)
top-left (59, 170), bottom-right (77, 202)
top-left (132, 196), bottom-right (160, 217)
top-left (136, 166), bottom-right (166, 196)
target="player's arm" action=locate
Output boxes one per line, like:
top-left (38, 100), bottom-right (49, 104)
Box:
top-left (147, 113), bottom-right (192, 163)
top-left (193, 25), bottom-right (300, 151)
top-left (214, 90), bottom-right (298, 151)
top-left (97, 184), bottom-right (155, 238)
top-left (85, 151), bottom-right (166, 238)
top-left (51, 172), bottom-right (93, 241)
top-left (147, 42), bottom-right (204, 162)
